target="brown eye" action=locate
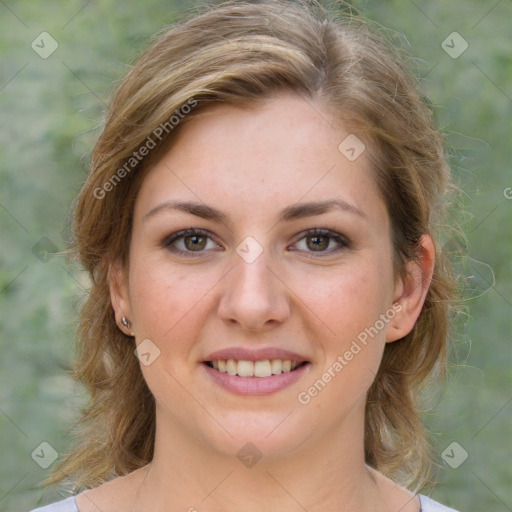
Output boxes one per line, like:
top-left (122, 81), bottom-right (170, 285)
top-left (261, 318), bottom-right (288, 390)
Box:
top-left (184, 234), bottom-right (207, 251)
top-left (163, 228), bottom-right (221, 256)
top-left (291, 228), bottom-right (350, 256)
top-left (306, 234), bottom-right (330, 251)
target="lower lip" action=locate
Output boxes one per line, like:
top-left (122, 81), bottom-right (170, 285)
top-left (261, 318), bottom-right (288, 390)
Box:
top-left (202, 363), bottom-right (310, 396)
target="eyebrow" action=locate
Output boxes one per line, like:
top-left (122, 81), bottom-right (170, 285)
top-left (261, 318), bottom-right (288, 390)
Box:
top-left (143, 198), bottom-right (366, 223)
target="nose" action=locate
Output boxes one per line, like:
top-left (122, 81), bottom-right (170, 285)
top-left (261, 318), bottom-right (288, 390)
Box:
top-left (217, 251), bottom-right (291, 332)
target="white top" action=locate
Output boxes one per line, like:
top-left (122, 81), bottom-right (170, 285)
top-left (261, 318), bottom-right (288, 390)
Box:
top-left (29, 494), bottom-right (460, 511)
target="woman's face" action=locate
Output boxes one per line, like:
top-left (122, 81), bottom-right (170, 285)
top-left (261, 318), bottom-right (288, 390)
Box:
top-left (112, 94), bottom-right (407, 460)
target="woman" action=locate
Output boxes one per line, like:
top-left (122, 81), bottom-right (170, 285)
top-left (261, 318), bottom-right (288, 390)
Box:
top-left (31, 1), bottom-right (461, 510)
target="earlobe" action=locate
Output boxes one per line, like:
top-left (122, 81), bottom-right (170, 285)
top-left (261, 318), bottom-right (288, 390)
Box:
top-left (386, 235), bottom-right (435, 343)
top-left (109, 259), bottom-right (134, 336)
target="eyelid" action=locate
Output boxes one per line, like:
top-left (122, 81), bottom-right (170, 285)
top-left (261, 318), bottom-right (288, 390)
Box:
top-left (162, 227), bottom-right (350, 257)
top-left (289, 228), bottom-right (351, 255)
top-left (162, 228), bottom-right (223, 255)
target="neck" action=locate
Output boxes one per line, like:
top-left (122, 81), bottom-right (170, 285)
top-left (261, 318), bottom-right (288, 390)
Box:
top-left (132, 406), bottom-right (385, 512)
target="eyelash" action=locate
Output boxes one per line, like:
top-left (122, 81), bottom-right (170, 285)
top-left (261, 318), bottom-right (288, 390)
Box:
top-left (162, 228), bottom-right (350, 257)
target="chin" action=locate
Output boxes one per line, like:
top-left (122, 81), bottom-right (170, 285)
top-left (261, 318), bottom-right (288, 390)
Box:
top-left (196, 409), bottom-right (313, 463)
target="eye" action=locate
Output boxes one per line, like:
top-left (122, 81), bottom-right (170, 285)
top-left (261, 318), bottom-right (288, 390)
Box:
top-left (162, 229), bottom-right (222, 255)
top-left (162, 228), bottom-right (349, 257)
top-left (291, 229), bottom-right (350, 255)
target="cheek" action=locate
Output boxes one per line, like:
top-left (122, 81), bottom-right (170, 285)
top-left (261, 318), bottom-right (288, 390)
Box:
top-left (128, 258), bottom-right (223, 350)
top-left (290, 255), bottom-right (393, 392)
top-left (128, 260), bottom-right (223, 407)
top-left (294, 258), bottom-right (393, 342)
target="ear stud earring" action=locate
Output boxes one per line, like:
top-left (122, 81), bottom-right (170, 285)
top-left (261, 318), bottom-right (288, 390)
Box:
top-left (121, 316), bottom-right (136, 337)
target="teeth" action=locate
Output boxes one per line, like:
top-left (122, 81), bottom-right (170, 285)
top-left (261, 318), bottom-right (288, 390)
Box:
top-left (209, 359), bottom-right (302, 377)
top-left (226, 359), bottom-right (237, 375)
top-left (271, 359), bottom-right (282, 374)
top-left (237, 360), bottom-right (254, 377)
top-left (254, 360), bottom-right (272, 377)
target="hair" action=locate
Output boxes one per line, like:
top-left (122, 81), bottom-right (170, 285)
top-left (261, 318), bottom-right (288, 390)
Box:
top-left (49, 0), bottom-right (457, 493)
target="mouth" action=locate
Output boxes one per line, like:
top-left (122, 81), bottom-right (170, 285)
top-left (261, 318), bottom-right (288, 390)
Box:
top-left (203, 359), bottom-right (309, 378)
top-left (202, 348), bottom-right (311, 395)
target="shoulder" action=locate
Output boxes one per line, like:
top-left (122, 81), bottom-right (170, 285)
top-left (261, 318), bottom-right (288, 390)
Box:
top-left (29, 496), bottom-right (78, 512)
top-left (419, 494), bottom-right (461, 512)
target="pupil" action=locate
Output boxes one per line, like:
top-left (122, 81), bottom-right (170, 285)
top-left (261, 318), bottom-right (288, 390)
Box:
top-left (185, 235), bottom-right (206, 251)
top-left (308, 235), bottom-right (328, 251)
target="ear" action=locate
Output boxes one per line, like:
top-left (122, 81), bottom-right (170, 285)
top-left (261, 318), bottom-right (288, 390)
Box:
top-left (386, 234), bottom-right (435, 343)
top-left (109, 258), bottom-right (134, 336)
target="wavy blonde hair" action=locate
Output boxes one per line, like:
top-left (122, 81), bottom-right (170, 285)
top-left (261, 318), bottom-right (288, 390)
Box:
top-left (49, 0), bottom-right (456, 492)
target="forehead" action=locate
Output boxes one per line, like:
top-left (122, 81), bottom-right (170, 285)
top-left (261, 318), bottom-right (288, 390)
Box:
top-left (134, 94), bottom-right (387, 226)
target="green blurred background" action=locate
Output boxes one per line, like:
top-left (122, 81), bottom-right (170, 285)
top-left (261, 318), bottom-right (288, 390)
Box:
top-left (0, 1), bottom-right (510, 510)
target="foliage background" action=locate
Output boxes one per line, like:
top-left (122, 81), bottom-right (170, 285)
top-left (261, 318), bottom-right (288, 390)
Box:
top-left (0, 0), bottom-right (510, 510)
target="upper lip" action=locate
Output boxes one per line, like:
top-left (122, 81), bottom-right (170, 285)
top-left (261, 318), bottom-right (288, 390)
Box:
top-left (204, 347), bottom-right (309, 363)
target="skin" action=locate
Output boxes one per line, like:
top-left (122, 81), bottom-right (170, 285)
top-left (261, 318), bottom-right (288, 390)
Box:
top-left (77, 93), bottom-right (434, 512)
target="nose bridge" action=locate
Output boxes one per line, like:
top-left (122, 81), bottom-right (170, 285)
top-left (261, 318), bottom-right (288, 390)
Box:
top-left (235, 251), bottom-right (273, 296)
top-left (217, 244), bottom-right (290, 329)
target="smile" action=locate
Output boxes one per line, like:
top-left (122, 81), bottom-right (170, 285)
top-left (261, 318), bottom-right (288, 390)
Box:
top-left (205, 359), bottom-right (306, 377)
top-left (202, 359), bottom-right (310, 396)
